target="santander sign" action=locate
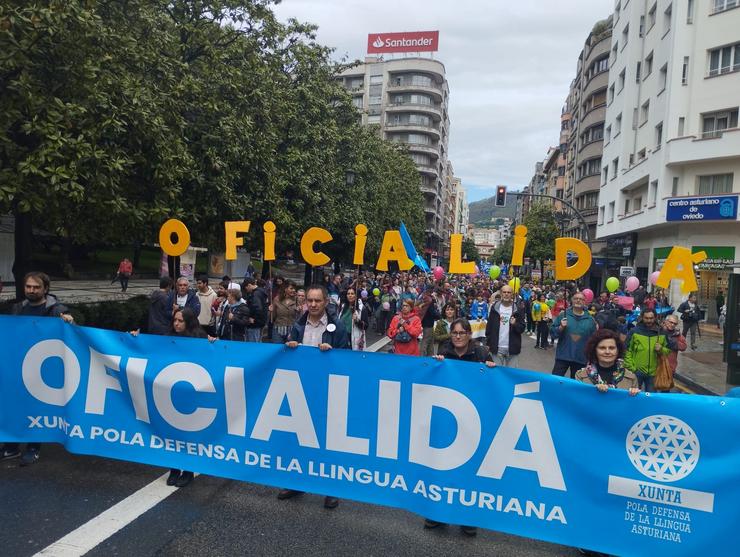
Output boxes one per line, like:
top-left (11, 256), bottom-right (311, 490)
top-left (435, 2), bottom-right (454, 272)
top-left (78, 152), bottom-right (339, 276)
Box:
top-left (367, 31), bottom-right (439, 54)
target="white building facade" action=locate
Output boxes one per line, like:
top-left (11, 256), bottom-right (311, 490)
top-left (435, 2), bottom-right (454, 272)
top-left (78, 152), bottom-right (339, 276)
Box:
top-left (597, 0), bottom-right (740, 316)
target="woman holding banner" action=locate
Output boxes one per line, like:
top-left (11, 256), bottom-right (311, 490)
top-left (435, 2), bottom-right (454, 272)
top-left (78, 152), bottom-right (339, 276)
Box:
top-left (433, 303), bottom-right (457, 354)
top-left (428, 318), bottom-right (495, 535)
top-left (575, 329), bottom-right (639, 395)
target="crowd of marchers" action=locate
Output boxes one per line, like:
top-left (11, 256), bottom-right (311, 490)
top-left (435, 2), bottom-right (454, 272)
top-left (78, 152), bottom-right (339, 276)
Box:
top-left (2, 267), bottom-right (707, 544)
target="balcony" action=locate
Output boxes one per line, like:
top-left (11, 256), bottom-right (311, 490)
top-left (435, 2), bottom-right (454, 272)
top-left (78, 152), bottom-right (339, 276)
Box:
top-left (578, 139), bottom-right (604, 161)
top-left (416, 164), bottom-right (439, 177)
top-left (387, 83), bottom-right (444, 102)
top-left (665, 128), bottom-right (740, 166)
top-left (405, 143), bottom-right (440, 158)
top-left (385, 122), bottom-right (441, 140)
top-left (385, 103), bottom-right (443, 121)
top-left (420, 183), bottom-right (437, 195)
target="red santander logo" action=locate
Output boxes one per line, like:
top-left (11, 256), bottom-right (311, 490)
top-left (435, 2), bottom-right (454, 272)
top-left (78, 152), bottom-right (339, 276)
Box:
top-left (367, 31), bottom-right (439, 54)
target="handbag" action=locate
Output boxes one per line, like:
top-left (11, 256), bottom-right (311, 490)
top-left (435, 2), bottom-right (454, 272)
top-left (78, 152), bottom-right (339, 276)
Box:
top-left (654, 354), bottom-right (673, 391)
top-left (395, 330), bottom-right (412, 343)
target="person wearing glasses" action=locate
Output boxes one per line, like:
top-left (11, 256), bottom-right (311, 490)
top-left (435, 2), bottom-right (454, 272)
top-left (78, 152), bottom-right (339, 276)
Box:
top-left (427, 318), bottom-right (495, 536)
top-left (550, 292), bottom-right (597, 379)
top-left (660, 315), bottom-right (687, 392)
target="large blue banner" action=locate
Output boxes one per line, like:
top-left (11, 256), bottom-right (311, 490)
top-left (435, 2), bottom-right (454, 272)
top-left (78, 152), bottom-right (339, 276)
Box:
top-left (1, 316), bottom-right (739, 556)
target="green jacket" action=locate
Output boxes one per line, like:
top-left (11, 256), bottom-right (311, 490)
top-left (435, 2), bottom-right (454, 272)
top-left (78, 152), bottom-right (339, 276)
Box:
top-left (624, 324), bottom-right (670, 376)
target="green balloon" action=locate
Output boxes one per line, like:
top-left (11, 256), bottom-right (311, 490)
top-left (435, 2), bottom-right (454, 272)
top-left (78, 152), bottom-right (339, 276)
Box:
top-left (546, 299), bottom-right (555, 308)
top-left (606, 277), bottom-right (620, 293)
top-left (372, 287), bottom-right (380, 296)
top-left (489, 265), bottom-right (501, 279)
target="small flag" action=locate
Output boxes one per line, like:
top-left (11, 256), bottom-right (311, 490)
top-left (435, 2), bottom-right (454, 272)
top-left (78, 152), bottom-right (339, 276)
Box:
top-left (399, 222), bottom-right (431, 273)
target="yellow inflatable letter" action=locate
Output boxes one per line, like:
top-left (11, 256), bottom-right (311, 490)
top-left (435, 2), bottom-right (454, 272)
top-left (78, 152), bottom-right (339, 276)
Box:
top-left (301, 227), bottom-right (333, 266)
top-left (448, 234), bottom-right (475, 274)
top-left (554, 238), bottom-right (592, 280)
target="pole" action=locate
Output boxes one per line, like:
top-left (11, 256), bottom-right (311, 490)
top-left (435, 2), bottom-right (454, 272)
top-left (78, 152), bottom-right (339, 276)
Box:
top-left (510, 192), bottom-right (592, 250)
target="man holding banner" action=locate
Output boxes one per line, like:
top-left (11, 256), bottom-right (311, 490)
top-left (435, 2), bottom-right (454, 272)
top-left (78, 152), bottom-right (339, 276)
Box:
top-left (484, 284), bottom-right (526, 368)
top-left (281, 284), bottom-right (349, 508)
top-left (2, 271), bottom-right (74, 466)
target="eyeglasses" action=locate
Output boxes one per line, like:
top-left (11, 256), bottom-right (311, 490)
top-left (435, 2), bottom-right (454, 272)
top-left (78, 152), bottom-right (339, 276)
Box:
top-left (451, 331), bottom-right (469, 336)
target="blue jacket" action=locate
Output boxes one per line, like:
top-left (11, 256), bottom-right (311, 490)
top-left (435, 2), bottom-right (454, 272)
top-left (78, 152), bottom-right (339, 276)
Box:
top-left (290, 310), bottom-right (350, 349)
top-left (469, 300), bottom-right (489, 320)
top-left (550, 308), bottom-right (597, 365)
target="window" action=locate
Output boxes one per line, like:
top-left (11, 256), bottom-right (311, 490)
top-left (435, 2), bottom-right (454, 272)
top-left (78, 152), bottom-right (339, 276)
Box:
top-left (367, 115), bottom-right (381, 124)
top-left (615, 113), bottom-right (623, 135)
top-left (352, 97), bottom-right (363, 109)
top-left (410, 153), bottom-right (431, 165)
top-left (659, 64), bottom-right (668, 92)
top-left (608, 201), bottom-right (615, 221)
top-left (603, 166), bottom-right (609, 184)
top-left (633, 107), bottom-right (638, 129)
top-left (687, 0), bottom-right (694, 23)
top-left (639, 15), bottom-right (645, 37)
top-left (701, 108), bottom-right (739, 138)
top-left (708, 43), bottom-right (740, 76)
top-left (612, 157), bottom-right (619, 178)
top-left (712, 0), bottom-right (739, 15)
top-left (655, 122), bottom-right (663, 147)
top-left (624, 198), bottom-right (631, 214)
top-left (608, 83), bottom-right (615, 104)
top-left (648, 3), bottom-right (657, 30)
top-left (682, 56), bottom-right (689, 84)
top-left (391, 93), bottom-right (432, 105)
top-left (650, 180), bottom-right (658, 205)
top-left (605, 125), bottom-right (612, 143)
top-left (637, 148), bottom-right (646, 161)
top-left (636, 61), bottom-right (642, 82)
top-left (618, 69), bottom-right (626, 91)
top-left (645, 52), bottom-right (654, 77)
top-left (369, 96), bottom-right (382, 105)
top-left (634, 196), bottom-right (643, 211)
top-left (663, 4), bottom-right (672, 33)
top-left (678, 116), bottom-right (685, 135)
top-left (672, 177), bottom-right (679, 197)
top-left (369, 75), bottom-right (383, 84)
top-left (641, 100), bottom-right (650, 125)
top-left (598, 206), bottom-right (605, 225)
top-left (698, 174), bottom-right (734, 194)
top-left (621, 24), bottom-right (629, 48)
top-left (578, 157), bottom-right (602, 178)
top-left (611, 43), bottom-right (618, 66)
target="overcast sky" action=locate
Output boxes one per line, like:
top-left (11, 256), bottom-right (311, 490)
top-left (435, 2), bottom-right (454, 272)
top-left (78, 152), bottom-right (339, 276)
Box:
top-left (272, 0), bottom-right (614, 203)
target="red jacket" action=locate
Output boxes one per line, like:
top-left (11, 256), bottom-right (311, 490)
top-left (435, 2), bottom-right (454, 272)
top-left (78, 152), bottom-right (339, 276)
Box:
top-left (552, 299), bottom-right (568, 318)
top-left (388, 311), bottom-right (423, 356)
top-left (118, 260), bottom-right (133, 275)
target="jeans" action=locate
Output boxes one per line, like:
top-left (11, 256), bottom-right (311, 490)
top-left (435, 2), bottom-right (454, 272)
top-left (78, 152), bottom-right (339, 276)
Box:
top-left (635, 371), bottom-right (655, 392)
top-left (552, 359), bottom-right (583, 379)
top-left (682, 321), bottom-right (698, 348)
top-left (494, 352), bottom-right (519, 368)
top-left (246, 328), bottom-right (262, 342)
top-left (536, 321), bottom-right (550, 348)
top-left (120, 274), bottom-right (130, 292)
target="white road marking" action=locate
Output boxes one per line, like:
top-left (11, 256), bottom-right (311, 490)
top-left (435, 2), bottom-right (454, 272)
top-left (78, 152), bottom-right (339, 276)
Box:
top-left (35, 472), bottom-right (195, 557)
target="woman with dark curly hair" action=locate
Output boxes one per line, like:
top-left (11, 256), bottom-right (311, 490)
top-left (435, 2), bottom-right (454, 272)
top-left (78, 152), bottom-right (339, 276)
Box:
top-left (575, 329), bottom-right (639, 395)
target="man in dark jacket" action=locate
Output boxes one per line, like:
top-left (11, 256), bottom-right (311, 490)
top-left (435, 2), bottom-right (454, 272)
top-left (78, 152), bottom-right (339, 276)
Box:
top-left (484, 285), bottom-right (526, 368)
top-left (149, 277), bottom-right (174, 335)
top-left (280, 285), bottom-right (349, 508)
top-left (417, 289), bottom-right (441, 357)
top-left (167, 277), bottom-right (201, 318)
top-left (243, 277), bottom-right (269, 342)
top-left (4, 271), bottom-right (74, 466)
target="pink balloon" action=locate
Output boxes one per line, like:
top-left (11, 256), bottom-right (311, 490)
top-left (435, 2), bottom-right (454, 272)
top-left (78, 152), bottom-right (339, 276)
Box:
top-left (649, 271), bottom-right (660, 285)
top-left (625, 276), bottom-right (640, 292)
top-left (582, 288), bottom-right (594, 303)
top-left (433, 266), bottom-right (445, 281)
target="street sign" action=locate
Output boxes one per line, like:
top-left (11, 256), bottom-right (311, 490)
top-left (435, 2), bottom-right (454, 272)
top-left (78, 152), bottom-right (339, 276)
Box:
top-left (619, 266), bottom-right (635, 277)
top-left (666, 195), bottom-right (739, 222)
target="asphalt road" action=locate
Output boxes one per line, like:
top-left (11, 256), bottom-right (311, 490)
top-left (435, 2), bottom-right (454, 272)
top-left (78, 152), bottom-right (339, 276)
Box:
top-left (1, 330), bottom-right (689, 557)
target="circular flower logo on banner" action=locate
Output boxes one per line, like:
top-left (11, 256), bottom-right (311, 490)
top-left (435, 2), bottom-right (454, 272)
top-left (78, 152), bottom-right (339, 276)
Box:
top-left (626, 415), bottom-right (700, 482)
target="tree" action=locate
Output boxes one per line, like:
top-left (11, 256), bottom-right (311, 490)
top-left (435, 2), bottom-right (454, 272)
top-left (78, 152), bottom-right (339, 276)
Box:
top-left (522, 203), bottom-right (559, 267)
top-left (461, 237), bottom-right (480, 262)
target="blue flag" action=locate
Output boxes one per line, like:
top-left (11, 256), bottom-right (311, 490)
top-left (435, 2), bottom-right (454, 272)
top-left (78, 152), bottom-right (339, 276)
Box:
top-left (399, 222), bottom-right (431, 273)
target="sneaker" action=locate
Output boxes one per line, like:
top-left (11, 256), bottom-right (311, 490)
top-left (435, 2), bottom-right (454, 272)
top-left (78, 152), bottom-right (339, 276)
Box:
top-left (323, 496), bottom-right (339, 509)
top-left (19, 448), bottom-right (39, 467)
top-left (166, 469), bottom-right (180, 486)
top-left (1, 449), bottom-right (21, 461)
top-left (175, 471), bottom-right (194, 487)
top-left (424, 518), bottom-right (444, 529)
top-left (461, 526), bottom-right (477, 536)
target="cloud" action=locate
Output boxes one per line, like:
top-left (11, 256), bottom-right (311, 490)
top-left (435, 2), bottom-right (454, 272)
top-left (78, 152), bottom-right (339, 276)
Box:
top-left (272, 0), bottom-right (613, 194)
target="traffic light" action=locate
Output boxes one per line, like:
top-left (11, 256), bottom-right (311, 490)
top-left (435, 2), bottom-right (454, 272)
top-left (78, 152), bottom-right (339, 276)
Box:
top-left (495, 185), bottom-right (507, 207)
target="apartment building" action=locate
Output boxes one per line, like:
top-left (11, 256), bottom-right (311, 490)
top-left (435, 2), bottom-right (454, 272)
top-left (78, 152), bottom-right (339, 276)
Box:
top-left (562, 17), bottom-right (613, 290)
top-left (598, 0), bottom-right (740, 316)
top-left (451, 177), bottom-right (469, 236)
top-left (337, 57), bottom-right (453, 260)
